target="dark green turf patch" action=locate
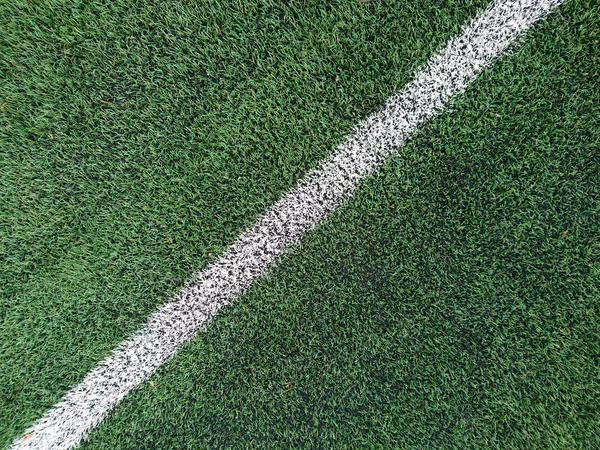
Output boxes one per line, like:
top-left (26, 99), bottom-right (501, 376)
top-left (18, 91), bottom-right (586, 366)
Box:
top-left (0, 0), bottom-right (493, 444)
top-left (79, 0), bottom-right (599, 448)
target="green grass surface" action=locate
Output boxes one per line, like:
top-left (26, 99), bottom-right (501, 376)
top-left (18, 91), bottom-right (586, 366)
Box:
top-left (1, 0), bottom-right (599, 448)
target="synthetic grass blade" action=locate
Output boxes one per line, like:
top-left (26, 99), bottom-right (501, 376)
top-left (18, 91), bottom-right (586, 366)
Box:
top-left (12, 0), bottom-right (565, 448)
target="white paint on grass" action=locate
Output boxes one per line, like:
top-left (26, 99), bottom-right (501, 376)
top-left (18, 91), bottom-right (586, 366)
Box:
top-left (12, 0), bottom-right (564, 448)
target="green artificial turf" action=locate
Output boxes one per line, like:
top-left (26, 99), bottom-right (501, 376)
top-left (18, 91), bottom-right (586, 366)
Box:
top-left (1, 0), bottom-right (599, 448)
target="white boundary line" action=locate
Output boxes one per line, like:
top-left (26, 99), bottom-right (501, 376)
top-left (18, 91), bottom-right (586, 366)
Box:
top-left (12, 1), bottom-right (564, 448)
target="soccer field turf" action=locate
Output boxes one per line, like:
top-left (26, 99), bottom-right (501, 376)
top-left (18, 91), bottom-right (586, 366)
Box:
top-left (1, 0), bottom-right (599, 448)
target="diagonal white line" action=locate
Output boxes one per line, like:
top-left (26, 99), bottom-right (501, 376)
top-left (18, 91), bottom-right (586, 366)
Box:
top-left (12, 0), bottom-right (564, 448)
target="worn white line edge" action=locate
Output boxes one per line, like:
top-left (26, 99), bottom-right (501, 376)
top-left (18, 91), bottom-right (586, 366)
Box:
top-left (12, 1), bottom-right (564, 448)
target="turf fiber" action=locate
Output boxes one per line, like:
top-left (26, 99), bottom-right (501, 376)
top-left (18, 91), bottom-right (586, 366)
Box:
top-left (1, 0), bottom-right (599, 448)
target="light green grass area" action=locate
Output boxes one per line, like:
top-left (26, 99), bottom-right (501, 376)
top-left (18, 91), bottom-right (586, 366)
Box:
top-left (1, 0), bottom-right (599, 448)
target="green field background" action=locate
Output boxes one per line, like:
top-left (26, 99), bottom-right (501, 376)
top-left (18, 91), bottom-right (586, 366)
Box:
top-left (1, 0), bottom-right (599, 448)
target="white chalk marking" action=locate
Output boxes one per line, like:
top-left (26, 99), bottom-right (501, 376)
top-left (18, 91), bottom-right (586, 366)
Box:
top-left (12, 0), bottom-right (563, 448)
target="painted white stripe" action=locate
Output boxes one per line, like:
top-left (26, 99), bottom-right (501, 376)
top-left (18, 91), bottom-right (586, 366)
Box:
top-left (12, 0), bottom-right (563, 448)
